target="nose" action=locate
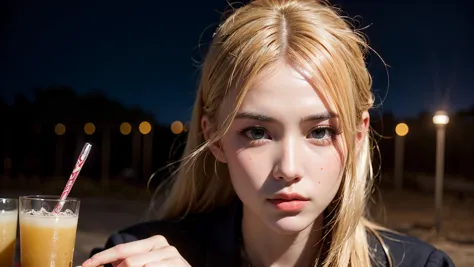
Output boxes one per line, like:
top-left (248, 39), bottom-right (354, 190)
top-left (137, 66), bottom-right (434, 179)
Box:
top-left (272, 136), bottom-right (304, 182)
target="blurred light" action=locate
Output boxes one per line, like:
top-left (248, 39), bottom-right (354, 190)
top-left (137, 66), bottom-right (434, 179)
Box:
top-left (55, 123), bottom-right (66, 136)
top-left (395, 123), bottom-right (409, 137)
top-left (170, 121), bottom-right (184, 134)
top-left (433, 111), bottom-right (449, 125)
top-left (139, 121), bottom-right (152, 135)
top-left (84, 122), bottom-right (96, 135)
top-left (120, 122), bottom-right (132, 135)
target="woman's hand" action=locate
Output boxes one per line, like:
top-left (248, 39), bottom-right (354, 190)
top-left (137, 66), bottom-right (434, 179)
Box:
top-left (81, 235), bottom-right (191, 267)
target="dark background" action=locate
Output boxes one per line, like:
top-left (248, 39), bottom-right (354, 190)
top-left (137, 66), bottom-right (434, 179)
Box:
top-left (1, 0), bottom-right (473, 265)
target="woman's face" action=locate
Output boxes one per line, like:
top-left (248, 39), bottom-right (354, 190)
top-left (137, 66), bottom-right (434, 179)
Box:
top-left (209, 61), bottom-right (351, 234)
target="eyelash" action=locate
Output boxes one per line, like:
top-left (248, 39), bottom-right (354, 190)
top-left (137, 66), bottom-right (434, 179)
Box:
top-left (238, 125), bottom-right (339, 146)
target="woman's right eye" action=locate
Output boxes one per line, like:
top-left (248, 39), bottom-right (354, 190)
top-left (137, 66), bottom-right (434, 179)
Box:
top-left (242, 127), bottom-right (271, 140)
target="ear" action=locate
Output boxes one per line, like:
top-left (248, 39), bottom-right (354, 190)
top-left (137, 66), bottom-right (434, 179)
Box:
top-left (356, 111), bottom-right (370, 153)
top-left (201, 115), bottom-right (227, 163)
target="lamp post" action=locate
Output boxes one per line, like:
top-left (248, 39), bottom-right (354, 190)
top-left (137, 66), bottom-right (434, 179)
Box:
top-left (140, 121), bottom-right (153, 181)
top-left (432, 110), bottom-right (449, 236)
top-left (394, 123), bottom-right (409, 191)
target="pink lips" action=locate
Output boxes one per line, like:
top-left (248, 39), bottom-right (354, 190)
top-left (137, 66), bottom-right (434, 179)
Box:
top-left (267, 193), bottom-right (309, 212)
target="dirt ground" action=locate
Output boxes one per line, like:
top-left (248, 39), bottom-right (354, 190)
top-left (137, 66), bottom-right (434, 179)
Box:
top-left (370, 189), bottom-right (474, 266)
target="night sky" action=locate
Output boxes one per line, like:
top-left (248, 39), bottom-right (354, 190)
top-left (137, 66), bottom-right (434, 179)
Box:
top-left (1, 0), bottom-right (473, 125)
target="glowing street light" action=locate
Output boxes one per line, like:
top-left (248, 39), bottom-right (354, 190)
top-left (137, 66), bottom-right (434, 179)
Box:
top-left (433, 111), bottom-right (450, 125)
top-left (170, 121), bottom-right (184, 135)
top-left (54, 123), bottom-right (66, 136)
top-left (84, 122), bottom-right (96, 135)
top-left (395, 123), bottom-right (409, 137)
top-left (120, 122), bottom-right (132, 135)
top-left (139, 121), bottom-right (152, 135)
top-left (433, 110), bottom-right (449, 236)
top-left (394, 122), bottom-right (409, 191)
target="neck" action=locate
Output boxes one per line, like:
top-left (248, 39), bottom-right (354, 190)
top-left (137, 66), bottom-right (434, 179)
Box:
top-left (241, 207), bottom-right (324, 267)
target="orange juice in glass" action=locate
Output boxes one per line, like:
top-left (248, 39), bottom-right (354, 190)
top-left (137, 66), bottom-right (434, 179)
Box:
top-left (19, 195), bottom-right (80, 267)
top-left (0, 198), bottom-right (18, 267)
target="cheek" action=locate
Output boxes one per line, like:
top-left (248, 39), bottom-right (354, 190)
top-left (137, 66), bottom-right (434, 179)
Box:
top-left (307, 147), bottom-right (343, 195)
top-left (221, 139), bottom-right (271, 201)
top-left (315, 149), bottom-right (342, 177)
top-left (226, 150), bottom-right (267, 190)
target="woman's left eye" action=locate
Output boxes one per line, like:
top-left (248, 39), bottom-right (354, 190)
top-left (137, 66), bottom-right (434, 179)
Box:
top-left (308, 127), bottom-right (334, 140)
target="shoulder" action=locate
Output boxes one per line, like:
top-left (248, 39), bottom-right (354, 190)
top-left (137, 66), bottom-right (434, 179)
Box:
top-left (370, 230), bottom-right (455, 267)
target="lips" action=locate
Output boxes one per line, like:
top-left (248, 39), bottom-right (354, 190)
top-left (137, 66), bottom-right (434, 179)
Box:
top-left (269, 192), bottom-right (309, 201)
top-left (267, 193), bottom-right (309, 212)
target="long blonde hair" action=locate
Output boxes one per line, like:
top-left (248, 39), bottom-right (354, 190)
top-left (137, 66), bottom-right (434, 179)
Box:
top-left (150, 0), bottom-right (391, 266)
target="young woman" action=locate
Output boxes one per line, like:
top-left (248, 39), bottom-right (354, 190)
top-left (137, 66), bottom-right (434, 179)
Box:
top-left (82, 0), bottom-right (454, 266)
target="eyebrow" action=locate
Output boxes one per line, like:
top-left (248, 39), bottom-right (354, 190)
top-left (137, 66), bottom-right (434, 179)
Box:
top-left (235, 111), bottom-right (338, 123)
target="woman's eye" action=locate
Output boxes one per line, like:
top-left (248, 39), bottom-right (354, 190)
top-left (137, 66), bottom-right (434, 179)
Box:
top-left (309, 128), bottom-right (333, 139)
top-left (246, 128), bottom-right (269, 140)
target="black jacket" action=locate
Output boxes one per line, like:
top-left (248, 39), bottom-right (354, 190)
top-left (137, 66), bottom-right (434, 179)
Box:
top-left (91, 200), bottom-right (455, 267)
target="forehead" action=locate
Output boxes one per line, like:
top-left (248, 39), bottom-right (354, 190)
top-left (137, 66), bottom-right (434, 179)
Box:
top-left (236, 62), bottom-right (335, 118)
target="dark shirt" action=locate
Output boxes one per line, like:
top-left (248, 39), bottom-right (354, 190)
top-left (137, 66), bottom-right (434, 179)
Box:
top-left (91, 200), bottom-right (455, 267)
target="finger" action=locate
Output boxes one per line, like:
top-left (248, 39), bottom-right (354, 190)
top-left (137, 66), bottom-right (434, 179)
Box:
top-left (136, 257), bottom-right (191, 267)
top-left (82, 235), bottom-right (169, 267)
top-left (115, 246), bottom-right (181, 267)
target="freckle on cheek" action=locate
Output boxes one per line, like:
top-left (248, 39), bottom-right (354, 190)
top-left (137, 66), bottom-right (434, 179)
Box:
top-left (320, 168), bottom-right (323, 171)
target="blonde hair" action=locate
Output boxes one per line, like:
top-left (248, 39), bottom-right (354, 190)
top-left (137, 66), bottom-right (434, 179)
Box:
top-left (150, 0), bottom-right (392, 266)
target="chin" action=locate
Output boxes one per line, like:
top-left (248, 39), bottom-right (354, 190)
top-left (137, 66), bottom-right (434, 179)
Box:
top-left (266, 214), bottom-right (316, 234)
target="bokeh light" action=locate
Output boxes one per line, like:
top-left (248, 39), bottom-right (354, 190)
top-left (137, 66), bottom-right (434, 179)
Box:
top-left (120, 122), bottom-right (132, 135)
top-left (170, 121), bottom-right (184, 134)
top-left (139, 121), bottom-right (152, 135)
top-left (55, 123), bottom-right (66, 136)
top-left (395, 123), bottom-right (409, 137)
top-left (433, 111), bottom-right (450, 125)
top-left (84, 122), bottom-right (96, 135)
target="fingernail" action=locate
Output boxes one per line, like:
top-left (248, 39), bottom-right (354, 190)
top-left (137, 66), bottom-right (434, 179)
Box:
top-left (81, 259), bottom-right (91, 266)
